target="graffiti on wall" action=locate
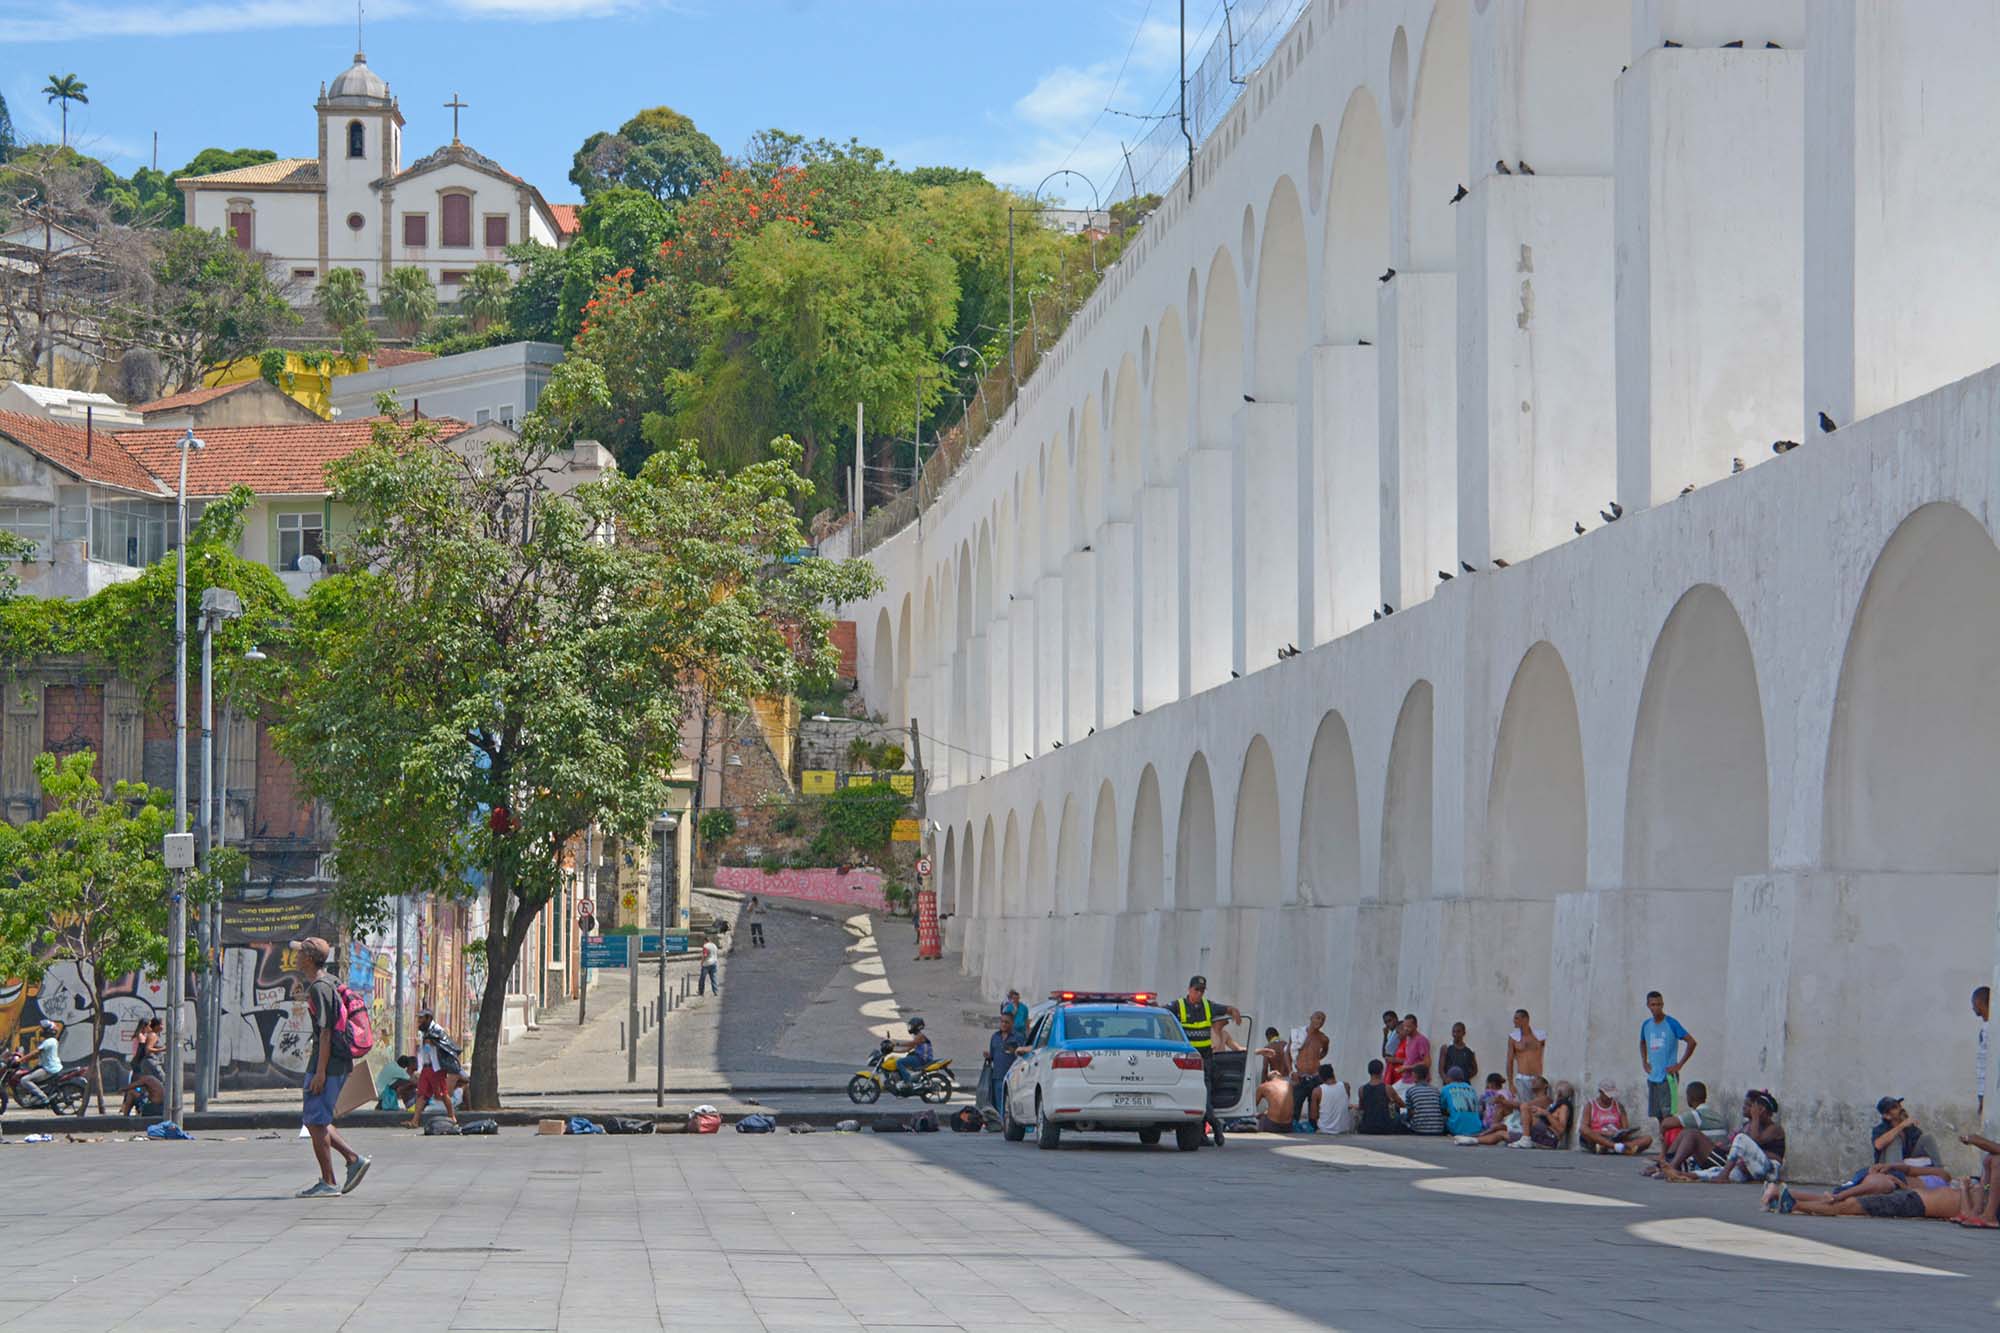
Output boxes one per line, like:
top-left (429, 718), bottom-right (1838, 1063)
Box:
top-left (0, 891), bottom-right (341, 1091)
top-left (712, 866), bottom-right (889, 911)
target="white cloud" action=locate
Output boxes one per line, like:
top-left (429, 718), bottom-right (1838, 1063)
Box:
top-left (982, 11), bottom-right (1184, 199)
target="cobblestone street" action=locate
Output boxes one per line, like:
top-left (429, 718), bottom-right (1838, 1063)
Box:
top-left (2, 1127), bottom-right (1993, 1331)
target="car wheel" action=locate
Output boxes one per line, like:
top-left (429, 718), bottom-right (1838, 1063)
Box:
top-left (1176, 1124), bottom-right (1203, 1152)
top-left (1036, 1098), bottom-right (1062, 1150)
top-left (1001, 1098), bottom-right (1027, 1142)
top-left (1138, 1128), bottom-right (1162, 1146)
top-left (846, 1075), bottom-right (881, 1105)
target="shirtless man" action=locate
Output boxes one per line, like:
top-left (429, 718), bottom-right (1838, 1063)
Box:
top-left (1772, 1178), bottom-right (1965, 1220)
top-left (1296, 1012), bottom-right (1330, 1076)
top-left (1258, 1028), bottom-right (1294, 1079)
top-left (1255, 1073), bottom-right (1296, 1133)
top-left (1505, 1008), bottom-right (1548, 1105)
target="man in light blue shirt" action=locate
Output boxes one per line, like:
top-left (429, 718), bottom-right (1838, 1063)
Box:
top-left (1639, 991), bottom-right (1696, 1127)
top-left (17, 1019), bottom-right (64, 1106)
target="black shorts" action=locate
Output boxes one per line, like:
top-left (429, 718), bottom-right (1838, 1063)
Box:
top-left (1859, 1189), bottom-right (1926, 1218)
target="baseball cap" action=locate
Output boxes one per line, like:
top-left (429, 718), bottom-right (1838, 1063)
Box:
top-left (1188, 974), bottom-right (1207, 990)
top-left (1875, 1095), bottom-right (1903, 1115)
top-left (1597, 1078), bottom-right (1617, 1095)
top-left (289, 936), bottom-right (330, 965)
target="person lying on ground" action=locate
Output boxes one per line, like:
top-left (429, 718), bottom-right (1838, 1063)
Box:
top-left (1357, 1060), bottom-right (1407, 1135)
top-left (1400, 1064), bottom-right (1447, 1135)
top-left (1581, 1080), bottom-right (1653, 1156)
top-left (1665, 1089), bottom-right (1785, 1182)
top-left (1805, 1161), bottom-right (1956, 1209)
top-left (1951, 1132), bottom-right (2000, 1228)
top-left (1767, 1178), bottom-right (1965, 1220)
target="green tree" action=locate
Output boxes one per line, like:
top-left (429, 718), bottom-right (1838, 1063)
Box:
top-left (41, 74), bottom-right (87, 148)
top-left (167, 148), bottom-right (277, 224)
top-left (570, 106), bottom-right (722, 202)
top-left (274, 362), bottom-right (880, 1108)
top-left (380, 265), bottom-right (437, 343)
top-left (577, 185), bottom-right (672, 281)
top-left (503, 239), bottom-right (611, 343)
top-left (0, 751), bottom-right (174, 1115)
top-left (664, 219), bottom-right (958, 503)
top-left (314, 267), bottom-right (375, 359)
top-left (0, 91), bottom-right (15, 164)
top-left (117, 226), bottom-right (300, 393)
top-left (458, 263), bottom-right (511, 334)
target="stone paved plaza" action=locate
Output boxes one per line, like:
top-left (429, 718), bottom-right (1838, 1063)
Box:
top-left (2, 1127), bottom-right (1994, 1331)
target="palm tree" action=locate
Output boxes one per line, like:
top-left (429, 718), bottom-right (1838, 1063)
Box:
top-left (42, 74), bottom-right (87, 148)
top-left (380, 266), bottom-right (437, 343)
top-left (314, 268), bottom-right (375, 358)
top-left (459, 264), bottom-right (511, 334)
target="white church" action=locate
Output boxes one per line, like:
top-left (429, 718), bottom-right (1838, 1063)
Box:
top-left (177, 50), bottom-right (578, 305)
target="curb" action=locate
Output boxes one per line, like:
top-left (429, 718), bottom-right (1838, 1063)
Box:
top-left (2, 1101), bottom-right (969, 1137)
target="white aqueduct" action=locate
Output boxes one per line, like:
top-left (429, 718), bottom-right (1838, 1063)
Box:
top-left (848, 0), bottom-right (2000, 1171)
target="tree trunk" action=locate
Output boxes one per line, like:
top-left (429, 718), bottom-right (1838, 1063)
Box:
top-left (88, 974), bottom-right (106, 1116)
top-left (463, 862), bottom-right (548, 1111)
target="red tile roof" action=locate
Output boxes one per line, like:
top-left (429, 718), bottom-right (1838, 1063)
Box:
top-left (114, 417), bottom-right (467, 497)
top-left (371, 348), bottom-right (437, 369)
top-left (550, 203), bottom-right (581, 237)
top-left (135, 381), bottom-right (256, 414)
top-left (0, 410), bottom-right (165, 494)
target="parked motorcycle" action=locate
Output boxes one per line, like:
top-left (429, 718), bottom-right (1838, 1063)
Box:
top-left (1, 1049), bottom-right (89, 1116)
top-left (847, 1039), bottom-right (956, 1105)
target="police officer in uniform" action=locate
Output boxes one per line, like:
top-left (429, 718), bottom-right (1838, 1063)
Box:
top-left (1174, 975), bottom-right (1241, 1145)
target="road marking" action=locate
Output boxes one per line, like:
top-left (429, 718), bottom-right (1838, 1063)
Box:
top-left (1416, 1175), bottom-right (1638, 1207)
top-left (1628, 1217), bottom-right (1960, 1277)
top-left (1269, 1143), bottom-right (1441, 1171)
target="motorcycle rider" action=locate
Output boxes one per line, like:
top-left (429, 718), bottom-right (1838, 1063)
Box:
top-left (1174, 977), bottom-right (1241, 1146)
top-left (16, 1019), bottom-right (65, 1106)
top-left (895, 1017), bottom-right (935, 1094)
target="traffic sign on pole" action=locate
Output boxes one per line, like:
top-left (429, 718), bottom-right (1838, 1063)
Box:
top-left (916, 856), bottom-right (932, 878)
top-left (583, 935), bottom-right (630, 969)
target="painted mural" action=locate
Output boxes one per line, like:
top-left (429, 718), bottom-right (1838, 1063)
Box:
top-left (713, 866), bottom-right (889, 911)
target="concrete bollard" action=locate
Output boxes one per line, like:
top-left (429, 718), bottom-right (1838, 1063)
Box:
top-left (618, 1021), bottom-right (625, 1050)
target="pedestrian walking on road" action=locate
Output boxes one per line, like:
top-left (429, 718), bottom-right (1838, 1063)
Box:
top-left (748, 896), bottom-right (766, 948)
top-left (291, 936), bottom-right (369, 1198)
top-left (407, 1005), bottom-right (462, 1129)
top-left (700, 937), bottom-right (721, 995)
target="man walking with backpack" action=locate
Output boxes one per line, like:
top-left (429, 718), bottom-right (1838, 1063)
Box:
top-left (292, 936), bottom-right (371, 1198)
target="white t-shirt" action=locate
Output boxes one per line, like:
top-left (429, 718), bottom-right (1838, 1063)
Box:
top-left (1316, 1082), bottom-right (1354, 1134)
top-left (702, 941), bottom-right (718, 966)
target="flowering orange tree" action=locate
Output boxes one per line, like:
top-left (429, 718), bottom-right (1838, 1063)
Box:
top-left (657, 166), bottom-right (819, 288)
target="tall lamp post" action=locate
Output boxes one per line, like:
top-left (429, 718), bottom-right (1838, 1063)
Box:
top-left (1007, 170), bottom-right (1106, 393)
top-left (165, 428), bottom-right (204, 1124)
top-left (201, 642), bottom-right (264, 1103)
top-left (190, 590), bottom-right (245, 1111)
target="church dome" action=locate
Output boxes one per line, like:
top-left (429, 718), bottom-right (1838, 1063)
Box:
top-left (327, 52), bottom-right (390, 103)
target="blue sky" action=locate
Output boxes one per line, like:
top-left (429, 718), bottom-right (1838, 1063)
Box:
top-left (0, 1), bottom-right (1210, 206)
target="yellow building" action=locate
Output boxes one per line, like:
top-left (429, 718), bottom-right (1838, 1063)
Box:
top-left (204, 348), bottom-right (437, 419)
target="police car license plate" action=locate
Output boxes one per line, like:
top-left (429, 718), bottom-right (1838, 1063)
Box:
top-left (1112, 1093), bottom-right (1152, 1106)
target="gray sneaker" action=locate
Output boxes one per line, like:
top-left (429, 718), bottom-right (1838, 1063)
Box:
top-left (297, 1181), bottom-right (339, 1198)
top-left (341, 1155), bottom-right (372, 1195)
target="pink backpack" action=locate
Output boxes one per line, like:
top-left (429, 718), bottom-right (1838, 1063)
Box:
top-left (331, 982), bottom-right (376, 1060)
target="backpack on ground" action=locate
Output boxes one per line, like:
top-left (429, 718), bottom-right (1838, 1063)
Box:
top-left (566, 1116), bottom-right (606, 1135)
top-left (688, 1112), bottom-right (723, 1134)
top-left (835, 1119), bottom-right (860, 1133)
top-left (950, 1107), bottom-right (983, 1133)
top-left (606, 1117), bottom-right (655, 1135)
top-left (909, 1110), bottom-right (939, 1133)
top-left (330, 982), bottom-right (376, 1061)
top-left (872, 1115), bottom-right (908, 1133)
top-left (425, 1118), bottom-right (462, 1135)
top-left (736, 1114), bottom-right (776, 1133)
top-left (459, 1119), bottom-right (500, 1135)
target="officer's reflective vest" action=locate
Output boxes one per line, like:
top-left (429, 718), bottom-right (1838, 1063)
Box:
top-left (1176, 996), bottom-right (1215, 1049)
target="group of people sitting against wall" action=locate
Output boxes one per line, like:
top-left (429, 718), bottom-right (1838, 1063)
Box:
top-left (1246, 987), bottom-right (2000, 1227)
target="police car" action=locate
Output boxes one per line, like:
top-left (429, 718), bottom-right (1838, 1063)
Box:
top-left (1000, 991), bottom-right (1253, 1150)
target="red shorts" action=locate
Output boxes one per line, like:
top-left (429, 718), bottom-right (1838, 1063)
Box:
top-left (417, 1067), bottom-right (450, 1103)
top-left (1664, 1125), bottom-right (1683, 1150)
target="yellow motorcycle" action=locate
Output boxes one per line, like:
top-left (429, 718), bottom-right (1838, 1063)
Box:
top-left (848, 1039), bottom-right (956, 1105)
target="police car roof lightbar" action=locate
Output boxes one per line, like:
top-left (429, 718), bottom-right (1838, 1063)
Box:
top-left (1050, 990), bottom-right (1156, 1005)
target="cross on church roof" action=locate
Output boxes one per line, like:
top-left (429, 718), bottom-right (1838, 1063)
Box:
top-left (445, 92), bottom-right (468, 144)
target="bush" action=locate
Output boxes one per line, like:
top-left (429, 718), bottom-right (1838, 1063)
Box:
top-left (770, 806), bottom-right (802, 836)
top-left (698, 809), bottom-right (736, 844)
top-left (822, 783), bottom-right (909, 858)
top-left (757, 853), bottom-right (785, 873)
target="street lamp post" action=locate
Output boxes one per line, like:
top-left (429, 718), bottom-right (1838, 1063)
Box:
top-left (166, 428), bottom-right (203, 1124)
top-left (191, 588), bottom-right (243, 1111)
top-left (202, 643), bottom-right (264, 1103)
top-left (1007, 170), bottom-right (1107, 395)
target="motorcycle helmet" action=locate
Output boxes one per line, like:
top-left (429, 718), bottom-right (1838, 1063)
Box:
top-left (907, 1017), bottom-right (926, 1033)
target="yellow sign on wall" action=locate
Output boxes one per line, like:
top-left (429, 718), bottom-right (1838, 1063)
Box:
top-left (846, 774), bottom-right (876, 788)
top-left (892, 818), bottom-right (921, 842)
top-left (889, 773), bottom-right (916, 796)
top-left (802, 770), bottom-right (836, 795)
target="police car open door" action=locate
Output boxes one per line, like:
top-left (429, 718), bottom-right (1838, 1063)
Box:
top-left (1205, 1011), bottom-right (1262, 1120)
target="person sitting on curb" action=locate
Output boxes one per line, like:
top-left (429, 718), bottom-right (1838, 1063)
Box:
top-left (1399, 1064), bottom-right (1447, 1135)
top-left (1645, 1080), bottom-right (1726, 1177)
top-left (1255, 1071), bottom-right (1296, 1133)
top-left (1356, 1060), bottom-right (1405, 1135)
top-left (1441, 1066), bottom-right (1485, 1138)
top-left (1580, 1080), bottom-right (1652, 1156)
top-left (1462, 1076), bottom-right (1545, 1146)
